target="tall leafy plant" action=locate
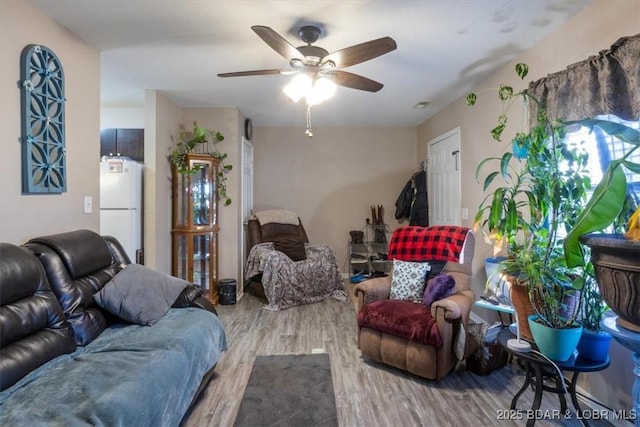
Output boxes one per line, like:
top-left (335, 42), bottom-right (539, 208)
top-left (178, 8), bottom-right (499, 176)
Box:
top-left (579, 267), bottom-right (608, 331)
top-left (468, 63), bottom-right (591, 328)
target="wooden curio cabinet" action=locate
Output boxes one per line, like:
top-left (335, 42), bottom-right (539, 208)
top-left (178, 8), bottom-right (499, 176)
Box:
top-left (172, 154), bottom-right (220, 303)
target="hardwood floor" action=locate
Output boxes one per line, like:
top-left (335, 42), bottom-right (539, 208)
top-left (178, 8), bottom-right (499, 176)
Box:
top-left (182, 283), bottom-right (615, 427)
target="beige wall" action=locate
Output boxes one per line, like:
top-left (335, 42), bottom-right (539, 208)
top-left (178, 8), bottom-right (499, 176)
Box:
top-left (0, 0), bottom-right (100, 243)
top-left (143, 90), bottom-right (181, 273)
top-left (101, 107), bottom-right (145, 129)
top-left (418, 0), bottom-right (638, 413)
top-left (253, 126), bottom-right (418, 272)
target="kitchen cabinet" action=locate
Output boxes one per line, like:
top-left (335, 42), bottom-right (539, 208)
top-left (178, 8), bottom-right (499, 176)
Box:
top-left (100, 128), bottom-right (144, 162)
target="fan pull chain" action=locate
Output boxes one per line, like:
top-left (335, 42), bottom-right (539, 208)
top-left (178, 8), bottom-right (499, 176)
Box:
top-left (305, 104), bottom-right (313, 138)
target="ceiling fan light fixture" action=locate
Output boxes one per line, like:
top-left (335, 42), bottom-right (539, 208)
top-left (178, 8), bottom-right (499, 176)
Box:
top-left (306, 77), bottom-right (336, 106)
top-left (283, 74), bottom-right (313, 103)
top-left (283, 74), bottom-right (336, 106)
top-left (221, 25), bottom-right (396, 136)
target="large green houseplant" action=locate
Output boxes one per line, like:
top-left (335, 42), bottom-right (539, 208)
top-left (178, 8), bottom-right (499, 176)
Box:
top-left (169, 122), bottom-right (233, 206)
top-left (468, 64), bottom-right (588, 334)
top-left (469, 62), bottom-right (640, 347)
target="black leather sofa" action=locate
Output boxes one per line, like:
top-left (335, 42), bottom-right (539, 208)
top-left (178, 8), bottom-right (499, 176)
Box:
top-left (0, 229), bottom-right (227, 426)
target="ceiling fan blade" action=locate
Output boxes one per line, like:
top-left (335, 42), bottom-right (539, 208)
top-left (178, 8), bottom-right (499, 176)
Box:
top-left (251, 25), bottom-right (305, 63)
top-left (326, 70), bottom-right (384, 92)
top-left (217, 69), bottom-right (287, 78)
top-left (321, 37), bottom-right (397, 68)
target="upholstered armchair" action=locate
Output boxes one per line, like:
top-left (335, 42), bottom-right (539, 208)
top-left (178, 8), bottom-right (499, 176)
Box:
top-left (354, 225), bottom-right (476, 380)
top-left (245, 209), bottom-right (346, 311)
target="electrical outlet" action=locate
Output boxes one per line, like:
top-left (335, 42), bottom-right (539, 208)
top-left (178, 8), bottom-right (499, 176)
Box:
top-left (83, 196), bottom-right (93, 213)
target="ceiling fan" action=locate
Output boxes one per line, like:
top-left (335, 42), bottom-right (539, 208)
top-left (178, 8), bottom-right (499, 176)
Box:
top-left (218, 25), bottom-right (397, 93)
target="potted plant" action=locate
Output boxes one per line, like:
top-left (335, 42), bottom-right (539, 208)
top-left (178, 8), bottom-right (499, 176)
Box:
top-left (576, 269), bottom-right (612, 361)
top-left (468, 63), bottom-right (592, 358)
top-left (169, 122), bottom-right (233, 206)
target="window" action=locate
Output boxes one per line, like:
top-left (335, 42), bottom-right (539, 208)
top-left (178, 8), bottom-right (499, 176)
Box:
top-left (564, 115), bottom-right (640, 224)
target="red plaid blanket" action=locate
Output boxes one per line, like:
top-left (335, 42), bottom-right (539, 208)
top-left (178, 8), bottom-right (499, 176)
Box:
top-left (388, 226), bottom-right (472, 263)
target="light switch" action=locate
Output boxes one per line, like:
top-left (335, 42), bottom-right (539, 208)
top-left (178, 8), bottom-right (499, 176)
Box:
top-left (84, 196), bottom-right (93, 213)
top-left (461, 207), bottom-right (469, 220)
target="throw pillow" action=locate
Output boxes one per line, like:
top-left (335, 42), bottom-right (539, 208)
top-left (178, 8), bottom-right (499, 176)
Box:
top-left (94, 264), bottom-right (189, 326)
top-left (273, 236), bottom-right (307, 261)
top-left (389, 259), bottom-right (431, 301)
top-left (423, 273), bottom-right (456, 306)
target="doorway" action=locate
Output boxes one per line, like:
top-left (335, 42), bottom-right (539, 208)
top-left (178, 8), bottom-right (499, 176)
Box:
top-left (427, 127), bottom-right (461, 226)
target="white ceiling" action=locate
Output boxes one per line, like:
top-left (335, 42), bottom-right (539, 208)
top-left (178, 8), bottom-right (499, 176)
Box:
top-left (29, 0), bottom-right (593, 128)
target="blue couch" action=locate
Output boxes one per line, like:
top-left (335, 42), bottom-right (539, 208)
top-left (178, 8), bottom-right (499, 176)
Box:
top-left (0, 230), bottom-right (227, 426)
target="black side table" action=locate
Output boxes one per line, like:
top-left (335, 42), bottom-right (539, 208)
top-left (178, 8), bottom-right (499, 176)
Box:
top-left (498, 329), bottom-right (610, 427)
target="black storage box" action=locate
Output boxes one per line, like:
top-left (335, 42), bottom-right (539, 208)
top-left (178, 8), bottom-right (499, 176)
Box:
top-left (219, 278), bottom-right (237, 305)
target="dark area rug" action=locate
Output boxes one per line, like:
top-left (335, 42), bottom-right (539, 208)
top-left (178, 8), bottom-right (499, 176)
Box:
top-left (233, 353), bottom-right (338, 427)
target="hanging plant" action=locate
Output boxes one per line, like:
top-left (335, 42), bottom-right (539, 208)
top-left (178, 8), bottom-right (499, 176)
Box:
top-left (169, 122), bottom-right (233, 206)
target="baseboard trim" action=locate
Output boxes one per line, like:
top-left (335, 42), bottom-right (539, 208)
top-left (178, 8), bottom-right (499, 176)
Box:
top-left (469, 311), bottom-right (485, 324)
top-left (574, 388), bottom-right (632, 426)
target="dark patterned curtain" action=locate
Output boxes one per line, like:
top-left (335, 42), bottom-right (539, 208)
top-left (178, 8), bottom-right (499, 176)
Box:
top-left (528, 34), bottom-right (640, 123)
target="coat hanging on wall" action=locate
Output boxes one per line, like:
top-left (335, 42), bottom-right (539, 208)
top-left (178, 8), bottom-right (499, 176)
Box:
top-left (394, 169), bottom-right (428, 226)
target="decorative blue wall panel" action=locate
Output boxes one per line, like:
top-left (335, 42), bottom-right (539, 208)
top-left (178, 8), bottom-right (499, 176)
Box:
top-left (20, 44), bottom-right (66, 194)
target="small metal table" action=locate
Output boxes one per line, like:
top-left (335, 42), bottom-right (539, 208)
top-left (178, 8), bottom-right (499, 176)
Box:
top-left (498, 329), bottom-right (610, 427)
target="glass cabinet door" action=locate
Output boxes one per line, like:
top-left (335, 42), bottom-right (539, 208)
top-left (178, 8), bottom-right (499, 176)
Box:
top-left (192, 233), bottom-right (211, 289)
top-left (173, 154), bottom-right (219, 229)
top-left (175, 233), bottom-right (187, 279)
top-left (189, 158), bottom-right (216, 227)
top-left (174, 172), bottom-right (188, 228)
top-left (172, 231), bottom-right (217, 299)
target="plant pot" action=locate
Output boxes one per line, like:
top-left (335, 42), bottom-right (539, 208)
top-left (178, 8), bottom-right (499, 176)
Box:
top-left (528, 315), bottom-right (583, 362)
top-left (512, 139), bottom-right (528, 159)
top-left (579, 233), bottom-right (640, 333)
top-left (484, 256), bottom-right (510, 304)
top-left (509, 280), bottom-right (534, 341)
top-left (576, 328), bottom-right (612, 362)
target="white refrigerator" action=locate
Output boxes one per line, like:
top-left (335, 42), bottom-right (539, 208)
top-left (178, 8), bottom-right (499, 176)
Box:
top-left (100, 158), bottom-right (143, 263)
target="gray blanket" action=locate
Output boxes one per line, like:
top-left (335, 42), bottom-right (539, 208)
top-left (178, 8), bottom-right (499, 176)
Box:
top-left (245, 243), bottom-right (347, 311)
top-left (0, 308), bottom-right (227, 427)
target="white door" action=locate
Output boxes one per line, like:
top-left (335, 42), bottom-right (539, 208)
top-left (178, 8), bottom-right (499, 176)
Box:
top-left (427, 128), bottom-right (461, 226)
top-left (239, 137), bottom-right (254, 291)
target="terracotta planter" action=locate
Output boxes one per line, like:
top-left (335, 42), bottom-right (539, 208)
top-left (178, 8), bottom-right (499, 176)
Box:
top-left (509, 279), bottom-right (534, 342)
top-left (580, 233), bottom-right (640, 333)
top-left (508, 277), bottom-right (580, 342)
